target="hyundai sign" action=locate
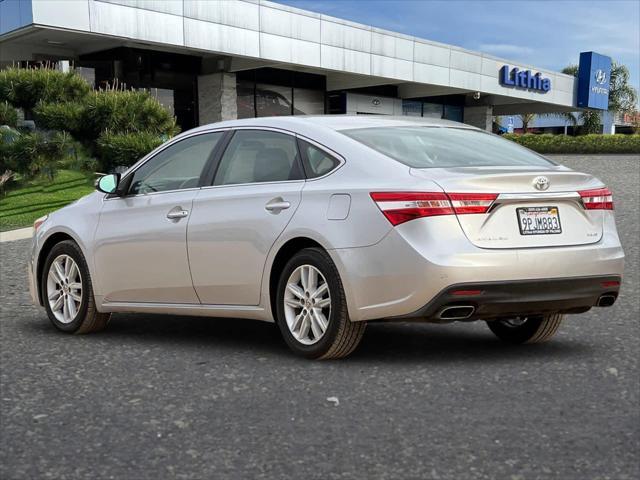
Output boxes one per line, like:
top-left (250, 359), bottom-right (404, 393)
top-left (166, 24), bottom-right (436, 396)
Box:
top-left (577, 52), bottom-right (611, 110)
top-left (500, 66), bottom-right (551, 93)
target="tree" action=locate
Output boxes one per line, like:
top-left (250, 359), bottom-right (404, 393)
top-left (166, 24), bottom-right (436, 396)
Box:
top-left (560, 61), bottom-right (638, 134)
top-left (519, 113), bottom-right (536, 133)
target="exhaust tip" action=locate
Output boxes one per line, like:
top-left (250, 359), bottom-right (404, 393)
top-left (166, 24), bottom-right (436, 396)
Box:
top-left (438, 305), bottom-right (475, 320)
top-left (597, 294), bottom-right (617, 307)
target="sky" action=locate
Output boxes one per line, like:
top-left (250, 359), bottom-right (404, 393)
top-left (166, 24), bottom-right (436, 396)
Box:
top-left (278, 0), bottom-right (640, 93)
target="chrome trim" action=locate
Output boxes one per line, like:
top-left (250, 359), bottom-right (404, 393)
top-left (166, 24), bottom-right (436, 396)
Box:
top-left (490, 192), bottom-right (583, 211)
top-left (199, 179), bottom-right (305, 191)
top-left (496, 191), bottom-right (582, 202)
top-left (100, 301), bottom-right (270, 321)
top-left (103, 186), bottom-right (201, 201)
top-left (438, 305), bottom-right (475, 320)
top-left (102, 128), bottom-right (233, 201)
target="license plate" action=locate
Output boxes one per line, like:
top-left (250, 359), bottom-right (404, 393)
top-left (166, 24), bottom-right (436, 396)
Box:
top-left (517, 206), bottom-right (562, 235)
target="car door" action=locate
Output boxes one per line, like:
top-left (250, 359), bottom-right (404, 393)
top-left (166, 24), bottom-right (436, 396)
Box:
top-left (93, 131), bottom-right (225, 304)
top-left (187, 129), bottom-right (305, 305)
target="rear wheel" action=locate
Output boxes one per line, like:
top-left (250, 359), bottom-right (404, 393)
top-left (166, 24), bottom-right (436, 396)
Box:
top-left (42, 240), bottom-right (110, 334)
top-left (275, 248), bottom-right (365, 359)
top-left (486, 313), bottom-right (564, 344)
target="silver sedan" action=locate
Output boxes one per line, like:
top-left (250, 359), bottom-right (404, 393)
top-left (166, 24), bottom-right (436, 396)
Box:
top-left (28, 116), bottom-right (624, 358)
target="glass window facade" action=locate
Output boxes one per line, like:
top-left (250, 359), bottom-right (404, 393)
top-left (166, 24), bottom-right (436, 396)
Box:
top-left (236, 68), bottom-right (325, 118)
top-left (401, 96), bottom-right (465, 122)
top-left (79, 47), bottom-right (200, 131)
top-left (402, 100), bottom-right (422, 117)
top-left (236, 80), bottom-right (255, 119)
top-left (293, 88), bottom-right (325, 115)
top-left (256, 84), bottom-right (293, 117)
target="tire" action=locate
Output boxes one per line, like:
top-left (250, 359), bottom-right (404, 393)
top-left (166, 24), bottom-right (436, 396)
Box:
top-left (275, 247), bottom-right (365, 359)
top-left (41, 240), bottom-right (110, 334)
top-left (486, 313), bottom-right (564, 344)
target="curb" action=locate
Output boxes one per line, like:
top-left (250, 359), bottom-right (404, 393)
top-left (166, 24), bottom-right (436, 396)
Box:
top-left (0, 227), bottom-right (33, 243)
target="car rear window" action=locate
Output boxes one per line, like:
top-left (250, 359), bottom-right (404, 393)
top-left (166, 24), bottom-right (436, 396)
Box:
top-left (342, 127), bottom-right (554, 168)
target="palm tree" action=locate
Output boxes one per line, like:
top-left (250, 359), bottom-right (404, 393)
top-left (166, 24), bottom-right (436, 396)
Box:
top-left (559, 62), bottom-right (638, 134)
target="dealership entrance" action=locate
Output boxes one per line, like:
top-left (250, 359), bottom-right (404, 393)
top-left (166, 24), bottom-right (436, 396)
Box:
top-left (1, 0), bottom-right (608, 133)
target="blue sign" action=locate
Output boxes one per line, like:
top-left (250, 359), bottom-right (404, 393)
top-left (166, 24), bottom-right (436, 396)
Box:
top-left (500, 66), bottom-right (551, 93)
top-left (577, 52), bottom-right (611, 110)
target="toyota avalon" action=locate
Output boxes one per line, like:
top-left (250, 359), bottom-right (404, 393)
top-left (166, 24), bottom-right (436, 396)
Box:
top-left (28, 116), bottom-right (624, 358)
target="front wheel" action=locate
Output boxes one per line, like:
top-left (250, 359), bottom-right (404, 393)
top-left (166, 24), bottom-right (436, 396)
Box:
top-left (42, 240), bottom-right (110, 334)
top-left (486, 313), bottom-right (564, 344)
top-left (275, 248), bottom-right (365, 359)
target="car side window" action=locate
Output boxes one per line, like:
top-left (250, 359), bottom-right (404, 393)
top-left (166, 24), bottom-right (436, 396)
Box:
top-left (128, 132), bottom-right (223, 195)
top-left (213, 130), bottom-right (303, 186)
top-left (299, 139), bottom-right (340, 178)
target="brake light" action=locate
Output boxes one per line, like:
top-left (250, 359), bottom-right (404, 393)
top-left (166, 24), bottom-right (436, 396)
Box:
top-left (370, 192), bottom-right (497, 226)
top-left (578, 187), bottom-right (614, 210)
top-left (370, 192), bottom-right (453, 226)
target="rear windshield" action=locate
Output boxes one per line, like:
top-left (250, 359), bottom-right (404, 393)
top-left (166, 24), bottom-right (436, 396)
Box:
top-left (342, 127), bottom-right (554, 168)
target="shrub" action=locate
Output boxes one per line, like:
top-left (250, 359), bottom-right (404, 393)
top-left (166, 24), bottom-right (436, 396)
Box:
top-left (78, 89), bottom-right (179, 140)
top-left (34, 88), bottom-right (178, 171)
top-left (33, 101), bottom-right (83, 133)
top-left (2, 66), bottom-right (178, 174)
top-left (0, 101), bottom-right (18, 127)
top-left (0, 66), bottom-right (91, 111)
top-left (96, 131), bottom-right (165, 172)
top-left (0, 127), bottom-right (20, 172)
top-left (1, 130), bottom-right (78, 180)
top-left (503, 133), bottom-right (640, 154)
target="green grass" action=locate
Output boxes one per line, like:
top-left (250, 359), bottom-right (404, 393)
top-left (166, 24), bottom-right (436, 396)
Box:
top-left (0, 170), bottom-right (95, 232)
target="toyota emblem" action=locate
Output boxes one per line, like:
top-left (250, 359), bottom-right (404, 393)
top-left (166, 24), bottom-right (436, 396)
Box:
top-left (533, 176), bottom-right (550, 191)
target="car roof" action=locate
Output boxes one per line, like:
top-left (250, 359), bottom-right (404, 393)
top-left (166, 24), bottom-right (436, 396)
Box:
top-left (189, 115), bottom-right (478, 135)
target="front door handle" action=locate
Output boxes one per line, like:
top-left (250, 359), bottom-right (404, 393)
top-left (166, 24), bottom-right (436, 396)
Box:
top-left (265, 198), bottom-right (291, 213)
top-left (167, 207), bottom-right (189, 220)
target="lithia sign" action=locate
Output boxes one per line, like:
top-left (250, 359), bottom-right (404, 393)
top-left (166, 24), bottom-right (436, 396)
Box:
top-left (499, 65), bottom-right (551, 93)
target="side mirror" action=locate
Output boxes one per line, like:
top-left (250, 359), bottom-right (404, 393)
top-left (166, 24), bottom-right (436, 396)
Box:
top-left (96, 173), bottom-right (121, 194)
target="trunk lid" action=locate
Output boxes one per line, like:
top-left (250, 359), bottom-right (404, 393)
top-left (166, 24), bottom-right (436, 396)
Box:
top-left (410, 166), bottom-right (605, 249)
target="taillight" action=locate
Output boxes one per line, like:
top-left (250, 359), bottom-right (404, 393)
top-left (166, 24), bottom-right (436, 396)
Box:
top-left (370, 192), bottom-right (453, 226)
top-left (447, 193), bottom-right (498, 214)
top-left (370, 192), bottom-right (497, 226)
top-left (578, 187), bottom-right (614, 210)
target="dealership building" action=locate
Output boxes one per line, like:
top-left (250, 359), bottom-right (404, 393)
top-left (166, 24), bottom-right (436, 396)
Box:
top-left (0, 0), bottom-right (612, 132)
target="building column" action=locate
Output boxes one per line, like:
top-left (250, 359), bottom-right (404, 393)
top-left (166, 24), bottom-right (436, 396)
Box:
top-left (463, 105), bottom-right (494, 131)
top-left (197, 72), bottom-right (237, 125)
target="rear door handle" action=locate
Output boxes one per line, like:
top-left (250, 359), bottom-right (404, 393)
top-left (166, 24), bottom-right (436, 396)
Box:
top-left (166, 207), bottom-right (189, 220)
top-left (265, 198), bottom-right (291, 213)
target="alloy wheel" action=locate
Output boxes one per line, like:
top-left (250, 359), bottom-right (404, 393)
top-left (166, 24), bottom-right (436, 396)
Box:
top-left (46, 254), bottom-right (83, 324)
top-left (283, 264), bottom-right (331, 345)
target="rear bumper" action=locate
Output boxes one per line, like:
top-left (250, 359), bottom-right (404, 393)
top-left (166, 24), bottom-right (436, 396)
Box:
top-left (329, 216), bottom-right (624, 321)
top-left (393, 275), bottom-right (621, 321)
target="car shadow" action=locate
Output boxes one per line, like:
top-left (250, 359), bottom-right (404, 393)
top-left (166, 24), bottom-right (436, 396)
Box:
top-left (25, 313), bottom-right (594, 365)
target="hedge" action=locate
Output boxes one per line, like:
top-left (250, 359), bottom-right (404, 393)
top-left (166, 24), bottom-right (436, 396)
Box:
top-left (503, 133), bottom-right (640, 154)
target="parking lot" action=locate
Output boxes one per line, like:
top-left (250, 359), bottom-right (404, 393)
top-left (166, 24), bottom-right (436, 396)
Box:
top-left (1, 154), bottom-right (638, 480)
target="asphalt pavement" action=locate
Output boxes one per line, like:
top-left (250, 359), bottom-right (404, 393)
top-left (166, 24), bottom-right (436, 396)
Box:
top-left (1, 154), bottom-right (638, 480)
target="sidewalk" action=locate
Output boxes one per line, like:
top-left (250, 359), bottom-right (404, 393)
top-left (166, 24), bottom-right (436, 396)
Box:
top-left (0, 227), bottom-right (33, 243)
